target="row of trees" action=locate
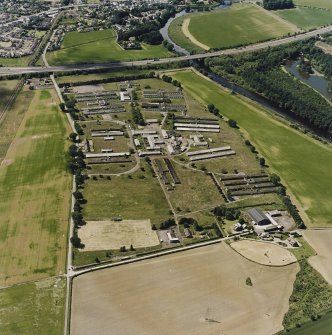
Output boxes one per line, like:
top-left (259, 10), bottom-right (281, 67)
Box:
top-left (263, 0), bottom-right (294, 10)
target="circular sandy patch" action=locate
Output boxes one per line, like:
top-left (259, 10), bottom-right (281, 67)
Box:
top-left (231, 240), bottom-right (297, 266)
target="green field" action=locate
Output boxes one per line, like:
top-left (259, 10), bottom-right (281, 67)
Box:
top-left (47, 28), bottom-right (173, 65)
top-left (0, 277), bottom-right (66, 335)
top-left (276, 7), bottom-right (332, 30)
top-left (281, 311), bottom-right (332, 334)
top-left (169, 69), bottom-right (332, 227)
top-left (169, 4), bottom-right (299, 50)
top-left (294, 0), bottom-right (332, 10)
top-left (0, 80), bottom-right (18, 114)
top-left (83, 161), bottom-right (171, 225)
top-left (0, 89), bottom-right (72, 286)
top-left (0, 56), bottom-right (31, 67)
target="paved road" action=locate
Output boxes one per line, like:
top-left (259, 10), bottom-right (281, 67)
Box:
top-left (1, 24), bottom-right (331, 76)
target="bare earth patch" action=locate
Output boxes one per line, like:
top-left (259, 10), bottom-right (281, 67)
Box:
top-left (231, 240), bottom-right (297, 266)
top-left (182, 18), bottom-right (210, 51)
top-left (304, 229), bottom-right (332, 285)
top-left (73, 85), bottom-right (105, 93)
top-left (79, 219), bottom-right (159, 251)
top-left (71, 243), bottom-right (299, 335)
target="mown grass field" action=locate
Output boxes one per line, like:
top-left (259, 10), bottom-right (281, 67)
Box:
top-left (294, 0), bottom-right (332, 10)
top-left (169, 4), bottom-right (298, 50)
top-left (47, 28), bottom-right (173, 65)
top-left (0, 277), bottom-right (66, 335)
top-left (0, 89), bottom-right (72, 286)
top-left (0, 56), bottom-right (31, 67)
top-left (276, 7), bottom-right (332, 30)
top-left (83, 160), bottom-right (171, 225)
top-left (169, 69), bottom-right (332, 227)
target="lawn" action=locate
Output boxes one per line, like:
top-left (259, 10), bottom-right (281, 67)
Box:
top-left (0, 89), bottom-right (72, 286)
top-left (0, 277), bottom-right (66, 335)
top-left (169, 69), bottom-right (332, 227)
top-left (276, 7), bottom-right (332, 30)
top-left (47, 28), bottom-right (173, 65)
top-left (169, 4), bottom-right (299, 50)
top-left (294, 0), bottom-right (332, 10)
top-left (82, 160), bottom-right (171, 225)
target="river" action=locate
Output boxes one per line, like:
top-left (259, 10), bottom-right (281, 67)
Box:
top-left (285, 60), bottom-right (332, 100)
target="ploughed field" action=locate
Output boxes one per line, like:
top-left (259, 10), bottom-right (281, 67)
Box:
top-left (71, 243), bottom-right (299, 335)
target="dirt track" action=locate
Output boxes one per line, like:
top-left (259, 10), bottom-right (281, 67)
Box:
top-left (182, 18), bottom-right (210, 50)
top-left (71, 243), bottom-right (299, 335)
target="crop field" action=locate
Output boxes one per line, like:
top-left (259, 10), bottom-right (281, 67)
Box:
top-left (82, 160), bottom-right (171, 225)
top-left (231, 240), bottom-right (297, 266)
top-left (294, 0), bottom-right (332, 10)
top-left (303, 229), bottom-right (332, 284)
top-left (169, 5), bottom-right (299, 50)
top-left (0, 89), bottom-right (72, 286)
top-left (79, 219), bottom-right (159, 250)
top-left (47, 28), bottom-right (173, 65)
top-left (71, 243), bottom-right (299, 335)
top-left (169, 69), bottom-right (332, 228)
top-left (276, 7), bottom-right (332, 30)
top-left (0, 80), bottom-right (19, 114)
top-left (0, 277), bottom-right (66, 335)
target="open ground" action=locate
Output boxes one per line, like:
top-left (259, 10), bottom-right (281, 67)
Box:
top-left (71, 243), bottom-right (299, 335)
top-left (0, 88), bottom-right (72, 286)
top-left (169, 4), bottom-right (299, 50)
top-left (79, 219), bottom-right (159, 251)
top-left (231, 239), bottom-right (297, 266)
top-left (294, 0), bottom-right (332, 10)
top-left (303, 229), bottom-right (332, 285)
top-left (169, 69), bottom-right (332, 228)
top-left (47, 28), bottom-right (173, 65)
top-left (0, 277), bottom-right (66, 335)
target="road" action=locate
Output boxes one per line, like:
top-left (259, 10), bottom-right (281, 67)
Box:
top-left (1, 24), bottom-right (331, 76)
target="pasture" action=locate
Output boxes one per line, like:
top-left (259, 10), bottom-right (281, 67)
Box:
top-left (0, 80), bottom-right (19, 114)
top-left (82, 160), bottom-right (171, 225)
top-left (169, 69), bottom-right (332, 228)
top-left (79, 219), bottom-right (159, 251)
top-left (0, 277), bottom-right (66, 335)
top-left (294, 0), bottom-right (332, 10)
top-left (71, 243), bottom-right (299, 335)
top-left (276, 7), bottom-right (332, 30)
top-left (47, 28), bottom-right (173, 65)
top-left (0, 89), bottom-right (72, 286)
top-left (169, 4), bottom-right (299, 50)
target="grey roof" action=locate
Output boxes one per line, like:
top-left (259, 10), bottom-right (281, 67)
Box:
top-left (248, 208), bottom-right (270, 224)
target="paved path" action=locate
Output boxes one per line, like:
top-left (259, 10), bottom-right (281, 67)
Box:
top-left (1, 24), bottom-right (332, 76)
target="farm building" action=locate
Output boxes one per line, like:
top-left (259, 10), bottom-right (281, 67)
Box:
top-left (248, 208), bottom-right (271, 226)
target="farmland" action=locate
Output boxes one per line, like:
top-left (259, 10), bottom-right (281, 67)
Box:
top-left (276, 7), bottom-right (332, 30)
top-left (0, 277), bottom-right (66, 335)
top-left (0, 88), bottom-right (72, 286)
top-left (169, 69), bottom-right (332, 228)
top-left (168, 4), bottom-right (299, 50)
top-left (71, 243), bottom-right (299, 335)
top-left (47, 28), bottom-right (173, 65)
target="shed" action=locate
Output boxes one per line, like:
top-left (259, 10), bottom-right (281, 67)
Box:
top-left (248, 208), bottom-right (270, 226)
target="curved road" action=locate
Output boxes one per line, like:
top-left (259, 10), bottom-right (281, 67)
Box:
top-left (1, 24), bottom-right (331, 76)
